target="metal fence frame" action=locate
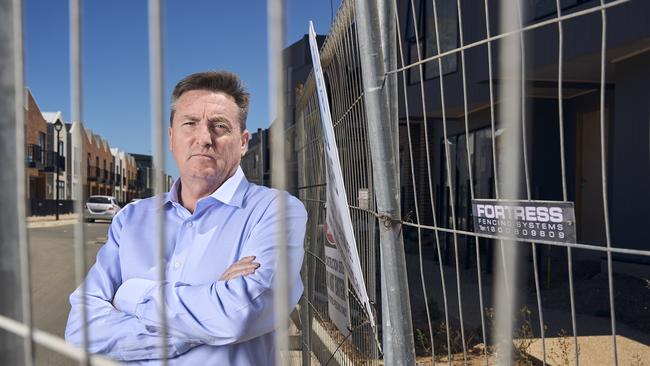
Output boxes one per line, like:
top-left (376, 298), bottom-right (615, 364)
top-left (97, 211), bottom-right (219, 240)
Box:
top-left (2, 0), bottom-right (650, 365)
top-left (296, 0), bottom-right (650, 364)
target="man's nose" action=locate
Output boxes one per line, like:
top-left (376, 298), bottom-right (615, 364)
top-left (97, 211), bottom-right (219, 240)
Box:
top-left (195, 121), bottom-right (213, 147)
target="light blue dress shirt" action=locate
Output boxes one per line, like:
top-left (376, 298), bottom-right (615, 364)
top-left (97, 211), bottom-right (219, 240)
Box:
top-left (65, 167), bottom-right (307, 365)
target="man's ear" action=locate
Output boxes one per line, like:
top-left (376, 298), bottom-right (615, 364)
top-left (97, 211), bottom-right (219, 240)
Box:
top-left (240, 129), bottom-right (250, 156)
top-left (168, 126), bottom-right (173, 153)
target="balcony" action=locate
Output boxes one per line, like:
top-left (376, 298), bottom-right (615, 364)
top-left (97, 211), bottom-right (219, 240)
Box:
top-left (27, 145), bottom-right (65, 172)
top-left (98, 169), bottom-right (110, 184)
top-left (41, 151), bottom-right (65, 173)
top-left (26, 144), bottom-right (44, 169)
top-left (87, 165), bottom-right (98, 181)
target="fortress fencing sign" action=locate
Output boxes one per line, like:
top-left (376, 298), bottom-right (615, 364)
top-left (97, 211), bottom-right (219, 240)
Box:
top-left (471, 199), bottom-right (576, 243)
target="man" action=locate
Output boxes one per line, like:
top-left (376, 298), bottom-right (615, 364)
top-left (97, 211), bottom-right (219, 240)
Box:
top-left (65, 71), bottom-right (307, 365)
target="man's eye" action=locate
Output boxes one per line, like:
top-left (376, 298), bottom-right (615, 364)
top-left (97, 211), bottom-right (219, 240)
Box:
top-left (182, 121), bottom-right (196, 126)
top-left (214, 123), bottom-right (230, 132)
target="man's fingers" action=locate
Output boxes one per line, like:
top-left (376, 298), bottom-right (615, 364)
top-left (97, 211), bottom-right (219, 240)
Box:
top-left (219, 260), bottom-right (260, 281)
top-left (219, 268), bottom-right (255, 281)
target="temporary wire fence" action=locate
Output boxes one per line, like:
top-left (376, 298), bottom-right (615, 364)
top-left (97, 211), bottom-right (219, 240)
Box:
top-left (0, 0), bottom-right (293, 365)
top-left (2, 0), bottom-right (650, 365)
top-left (296, 0), bottom-right (650, 364)
top-left (296, 2), bottom-right (382, 364)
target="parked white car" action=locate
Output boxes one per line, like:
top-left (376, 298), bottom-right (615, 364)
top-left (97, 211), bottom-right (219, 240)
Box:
top-left (84, 195), bottom-right (121, 222)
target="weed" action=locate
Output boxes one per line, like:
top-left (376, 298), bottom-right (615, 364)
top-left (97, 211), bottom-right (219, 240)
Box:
top-left (484, 305), bottom-right (536, 364)
top-left (549, 328), bottom-right (579, 366)
top-left (513, 306), bottom-right (535, 365)
top-left (415, 328), bottom-right (432, 356)
top-left (630, 352), bottom-right (644, 366)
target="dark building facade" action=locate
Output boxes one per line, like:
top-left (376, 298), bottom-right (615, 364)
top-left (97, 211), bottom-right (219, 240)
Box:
top-left (242, 34), bottom-right (326, 193)
top-left (131, 153), bottom-right (154, 198)
top-left (394, 0), bottom-right (650, 276)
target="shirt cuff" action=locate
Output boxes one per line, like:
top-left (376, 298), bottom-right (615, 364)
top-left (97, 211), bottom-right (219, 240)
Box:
top-left (113, 278), bottom-right (158, 316)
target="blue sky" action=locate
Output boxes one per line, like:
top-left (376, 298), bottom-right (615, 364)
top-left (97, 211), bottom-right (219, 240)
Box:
top-left (24, 0), bottom-right (340, 178)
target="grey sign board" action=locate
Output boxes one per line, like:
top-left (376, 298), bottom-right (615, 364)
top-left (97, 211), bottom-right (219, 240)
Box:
top-left (471, 199), bottom-right (576, 243)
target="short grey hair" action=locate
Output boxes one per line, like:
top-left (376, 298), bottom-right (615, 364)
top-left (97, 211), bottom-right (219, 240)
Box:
top-left (169, 71), bottom-right (250, 130)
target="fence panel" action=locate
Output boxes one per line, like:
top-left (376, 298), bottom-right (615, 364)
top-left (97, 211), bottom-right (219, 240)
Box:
top-left (296, 1), bottom-right (383, 364)
top-left (298, 0), bottom-right (650, 364)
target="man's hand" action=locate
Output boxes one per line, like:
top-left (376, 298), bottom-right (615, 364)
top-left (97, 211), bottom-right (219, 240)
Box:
top-left (219, 256), bottom-right (260, 281)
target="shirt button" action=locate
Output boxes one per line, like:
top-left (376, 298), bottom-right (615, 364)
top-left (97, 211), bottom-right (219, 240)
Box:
top-left (187, 221), bottom-right (193, 228)
top-left (173, 262), bottom-right (181, 269)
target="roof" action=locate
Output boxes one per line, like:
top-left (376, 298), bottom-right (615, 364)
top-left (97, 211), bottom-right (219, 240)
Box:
top-left (42, 111), bottom-right (63, 124)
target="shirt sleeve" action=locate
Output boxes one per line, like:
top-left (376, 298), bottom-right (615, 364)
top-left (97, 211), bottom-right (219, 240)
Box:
top-left (118, 192), bottom-right (307, 346)
top-left (64, 210), bottom-right (199, 361)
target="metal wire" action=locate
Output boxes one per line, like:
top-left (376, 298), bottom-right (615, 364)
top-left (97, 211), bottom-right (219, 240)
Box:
top-left (429, 1), bottom-right (468, 362)
top-left (512, 1), bottom-right (547, 363)
top-left (455, 0), bottom-right (488, 363)
top-left (0, 315), bottom-right (119, 366)
top-left (11, 0), bottom-right (35, 364)
top-left (404, 0), bottom-right (453, 361)
top-left (599, 1), bottom-right (618, 364)
top-left (554, 1), bottom-right (580, 363)
top-left (147, 0), bottom-right (168, 363)
top-left (393, 5), bottom-right (436, 364)
top-left (69, 1), bottom-right (89, 364)
top-left (2, 1), bottom-right (647, 365)
top-left (268, 0), bottom-right (291, 363)
top-left (386, 0), bottom-right (632, 76)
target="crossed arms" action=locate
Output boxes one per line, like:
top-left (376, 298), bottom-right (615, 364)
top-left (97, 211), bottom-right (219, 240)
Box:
top-left (64, 194), bottom-right (307, 361)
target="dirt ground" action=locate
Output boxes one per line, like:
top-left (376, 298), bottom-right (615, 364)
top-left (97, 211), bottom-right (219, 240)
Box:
top-left (403, 250), bottom-right (650, 365)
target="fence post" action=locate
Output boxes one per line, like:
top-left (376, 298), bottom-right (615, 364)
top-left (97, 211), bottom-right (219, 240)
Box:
top-left (354, 0), bottom-right (416, 364)
top-left (0, 0), bottom-right (30, 364)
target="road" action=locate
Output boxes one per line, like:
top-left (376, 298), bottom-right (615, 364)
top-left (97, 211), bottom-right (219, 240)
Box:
top-left (28, 222), bottom-right (110, 366)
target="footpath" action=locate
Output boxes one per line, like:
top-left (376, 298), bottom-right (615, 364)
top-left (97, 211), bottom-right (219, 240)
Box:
top-left (27, 213), bottom-right (79, 229)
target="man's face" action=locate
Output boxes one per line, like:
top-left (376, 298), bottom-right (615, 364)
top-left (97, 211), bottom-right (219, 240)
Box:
top-left (169, 89), bottom-right (249, 188)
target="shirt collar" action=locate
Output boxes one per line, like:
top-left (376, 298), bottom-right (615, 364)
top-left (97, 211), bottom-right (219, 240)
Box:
top-left (165, 166), bottom-right (247, 208)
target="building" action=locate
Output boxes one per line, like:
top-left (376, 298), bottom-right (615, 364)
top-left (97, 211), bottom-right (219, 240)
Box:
top-left (42, 112), bottom-right (68, 200)
top-left (242, 128), bottom-right (269, 186)
top-left (111, 148), bottom-right (137, 203)
top-left (129, 153), bottom-right (173, 198)
top-left (25, 90), bottom-right (50, 202)
top-left (25, 90), bottom-right (71, 215)
top-left (131, 153), bottom-right (153, 198)
top-left (25, 91), bottom-right (171, 214)
top-left (241, 34), bottom-right (326, 192)
top-left (391, 0), bottom-right (650, 273)
top-left (83, 128), bottom-right (113, 197)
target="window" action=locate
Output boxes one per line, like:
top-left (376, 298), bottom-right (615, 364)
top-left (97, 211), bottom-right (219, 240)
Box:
top-left (57, 181), bottom-right (65, 199)
top-left (405, 0), bottom-right (458, 84)
top-left (527, 0), bottom-right (589, 21)
top-left (87, 196), bottom-right (111, 204)
top-left (39, 132), bottom-right (46, 163)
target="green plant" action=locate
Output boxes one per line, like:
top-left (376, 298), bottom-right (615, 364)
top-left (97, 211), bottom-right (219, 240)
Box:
top-left (415, 328), bottom-right (432, 356)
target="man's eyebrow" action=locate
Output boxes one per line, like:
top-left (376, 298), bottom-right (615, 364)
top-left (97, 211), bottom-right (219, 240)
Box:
top-left (179, 114), bottom-right (201, 121)
top-left (208, 116), bottom-right (232, 124)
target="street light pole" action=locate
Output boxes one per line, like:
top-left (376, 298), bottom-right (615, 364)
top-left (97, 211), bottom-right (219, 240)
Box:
top-left (54, 119), bottom-right (63, 220)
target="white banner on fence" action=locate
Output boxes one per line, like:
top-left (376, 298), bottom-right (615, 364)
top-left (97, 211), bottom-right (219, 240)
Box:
top-left (324, 224), bottom-right (350, 336)
top-left (308, 21), bottom-right (377, 332)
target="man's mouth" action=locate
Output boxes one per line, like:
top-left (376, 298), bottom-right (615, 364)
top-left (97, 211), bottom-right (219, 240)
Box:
top-left (189, 154), bottom-right (216, 161)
